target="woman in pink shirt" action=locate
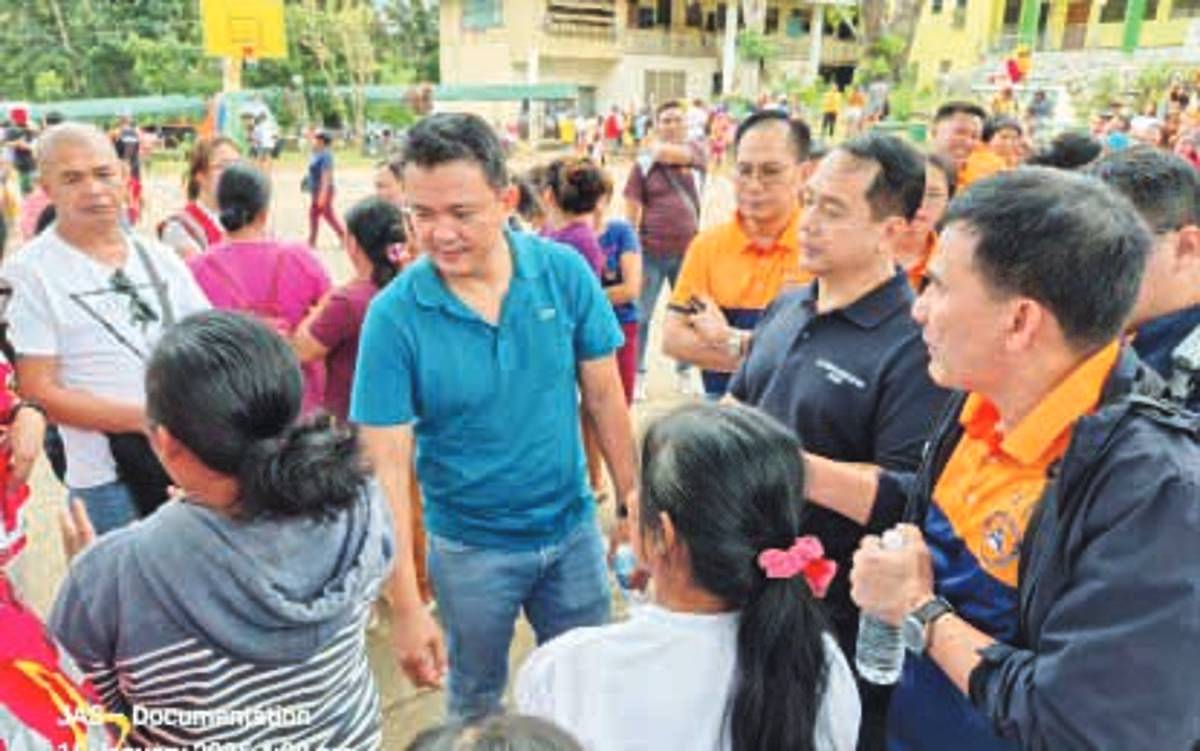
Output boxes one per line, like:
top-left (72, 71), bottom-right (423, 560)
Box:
top-left (189, 162), bottom-right (331, 411)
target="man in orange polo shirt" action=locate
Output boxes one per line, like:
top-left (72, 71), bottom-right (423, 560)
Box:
top-left (662, 110), bottom-right (810, 398)
top-left (803, 169), bottom-right (1199, 749)
top-left (958, 116), bottom-right (1022, 190)
top-left (928, 101), bottom-right (986, 190)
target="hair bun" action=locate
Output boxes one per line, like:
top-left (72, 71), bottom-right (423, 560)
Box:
top-left (219, 206), bottom-right (249, 231)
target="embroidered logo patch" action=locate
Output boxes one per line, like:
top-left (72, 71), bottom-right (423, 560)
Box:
top-left (815, 358), bottom-right (866, 389)
top-left (980, 510), bottom-right (1022, 569)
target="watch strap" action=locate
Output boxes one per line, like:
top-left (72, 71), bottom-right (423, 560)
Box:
top-left (912, 596), bottom-right (954, 628)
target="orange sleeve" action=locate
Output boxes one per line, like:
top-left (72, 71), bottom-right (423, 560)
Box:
top-left (670, 233), bottom-right (711, 306)
top-left (958, 149), bottom-right (1006, 190)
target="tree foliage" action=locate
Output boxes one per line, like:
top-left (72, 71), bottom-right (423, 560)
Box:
top-left (0, 0), bottom-right (439, 110)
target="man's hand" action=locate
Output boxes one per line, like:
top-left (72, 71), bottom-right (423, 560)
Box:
top-left (58, 498), bottom-right (96, 563)
top-left (850, 523), bottom-right (935, 626)
top-left (689, 296), bottom-right (732, 349)
top-left (4, 404), bottom-right (46, 489)
top-left (392, 604), bottom-right (448, 689)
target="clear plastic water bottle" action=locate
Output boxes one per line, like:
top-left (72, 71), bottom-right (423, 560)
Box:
top-left (856, 529), bottom-right (907, 685)
top-left (612, 543), bottom-right (646, 605)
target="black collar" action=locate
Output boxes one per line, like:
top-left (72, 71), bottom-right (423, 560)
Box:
top-left (800, 270), bottom-right (914, 329)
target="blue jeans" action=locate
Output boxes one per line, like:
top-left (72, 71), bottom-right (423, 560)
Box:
top-left (428, 519), bottom-right (611, 720)
top-left (70, 480), bottom-right (139, 536)
top-left (636, 252), bottom-right (689, 375)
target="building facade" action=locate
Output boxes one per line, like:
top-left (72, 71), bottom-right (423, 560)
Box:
top-left (908, 0), bottom-right (1200, 87)
top-left (439, 0), bottom-right (859, 115)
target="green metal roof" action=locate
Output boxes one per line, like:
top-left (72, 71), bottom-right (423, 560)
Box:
top-left (432, 83), bottom-right (578, 102)
top-left (23, 82), bottom-right (576, 122)
top-left (28, 95), bottom-right (206, 120)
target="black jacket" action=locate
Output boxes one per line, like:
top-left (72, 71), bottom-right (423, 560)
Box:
top-left (871, 347), bottom-right (1200, 749)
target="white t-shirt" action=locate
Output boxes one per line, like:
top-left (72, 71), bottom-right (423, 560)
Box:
top-left (515, 604), bottom-right (861, 751)
top-left (1, 228), bottom-right (211, 489)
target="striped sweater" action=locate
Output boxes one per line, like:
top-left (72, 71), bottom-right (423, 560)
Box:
top-left (49, 490), bottom-right (394, 748)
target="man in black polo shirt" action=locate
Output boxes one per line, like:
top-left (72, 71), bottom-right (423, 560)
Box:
top-left (1091, 147), bottom-right (1200, 409)
top-left (729, 132), bottom-right (950, 750)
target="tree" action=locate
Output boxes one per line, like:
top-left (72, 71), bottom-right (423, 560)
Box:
top-left (379, 0), bottom-right (440, 83)
top-left (859, 0), bottom-right (924, 77)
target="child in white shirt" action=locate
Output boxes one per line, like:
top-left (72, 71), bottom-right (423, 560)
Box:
top-left (516, 402), bottom-right (860, 751)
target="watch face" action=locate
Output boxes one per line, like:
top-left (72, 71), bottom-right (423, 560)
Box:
top-left (902, 615), bottom-right (925, 654)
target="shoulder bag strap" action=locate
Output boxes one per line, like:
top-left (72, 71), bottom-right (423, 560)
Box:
top-left (659, 164), bottom-right (701, 228)
top-left (131, 236), bottom-right (174, 326)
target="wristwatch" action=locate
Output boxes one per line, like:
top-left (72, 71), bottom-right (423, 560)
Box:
top-left (726, 330), bottom-right (748, 360)
top-left (902, 596), bottom-right (954, 655)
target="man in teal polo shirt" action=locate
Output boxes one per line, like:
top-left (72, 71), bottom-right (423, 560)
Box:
top-left (351, 113), bottom-right (637, 720)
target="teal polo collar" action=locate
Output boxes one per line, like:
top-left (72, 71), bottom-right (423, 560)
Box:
top-left (411, 227), bottom-right (547, 312)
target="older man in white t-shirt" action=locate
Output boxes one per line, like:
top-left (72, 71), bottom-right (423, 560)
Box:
top-left (1, 123), bottom-right (209, 534)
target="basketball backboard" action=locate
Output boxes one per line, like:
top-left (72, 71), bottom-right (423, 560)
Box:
top-left (201, 0), bottom-right (287, 60)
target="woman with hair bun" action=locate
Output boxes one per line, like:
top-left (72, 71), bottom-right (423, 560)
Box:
top-left (517, 402), bottom-right (860, 751)
top-left (294, 196), bottom-right (407, 421)
top-left (49, 310), bottom-right (394, 749)
top-left (541, 158), bottom-right (607, 276)
top-left (189, 161), bottom-right (331, 411)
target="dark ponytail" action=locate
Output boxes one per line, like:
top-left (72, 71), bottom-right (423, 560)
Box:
top-left (145, 310), bottom-right (366, 521)
top-left (639, 403), bottom-right (829, 751)
top-left (216, 161), bottom-right (271, 233)
top-left (345, 196), bottom-right (405, 289)
top-left (546, 158), bottom-right (607, 216)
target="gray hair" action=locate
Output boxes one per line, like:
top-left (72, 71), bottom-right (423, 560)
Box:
top-left (36, 122), bottom-right (117, 174)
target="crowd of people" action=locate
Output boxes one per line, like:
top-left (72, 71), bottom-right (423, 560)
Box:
top-left (0, 73), bottom-right (1198, 751)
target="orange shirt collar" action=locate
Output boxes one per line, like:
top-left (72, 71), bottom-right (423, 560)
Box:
top-left (959, 340), bottom-right (1121, 465)
top-left (732, 205), bottom-right (801, 256)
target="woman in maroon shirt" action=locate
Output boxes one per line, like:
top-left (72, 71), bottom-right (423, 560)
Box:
top-left (292, 197), bottom-right (405, 421)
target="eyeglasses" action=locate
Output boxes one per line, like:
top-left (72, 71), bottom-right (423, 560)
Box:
top-left (735, 162), bottom-right (793, 186)
top-left (109, 269), bottom-right (159, 328)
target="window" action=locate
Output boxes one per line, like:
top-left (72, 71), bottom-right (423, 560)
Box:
top-left (932, 0), bottom-right (944, 13)
top-left (953, 0), bottom-right (968, 25)
top-left (686, 2), bottom-right (703, 27)
top-left (637, 6), bottom-right (655, 27)
top-left (765, 7), bottom-right (780, 32)
top-left (656, 0), bottom-right (673, 27)
top-left (1002, 0), bottom-right (1021, 24)
top-left (786, 8), bottom-right (808, 36)
top-left (1102, 0), bottom-right (1159, 22)
top-left (462, 0), bottom-right (502, 29)
top-left (716, 2), bottom-right (727, 28)
top-left (645, 70), bottom-right (687, 107)
top-left (1173, 0), bottom-right (1200, 16)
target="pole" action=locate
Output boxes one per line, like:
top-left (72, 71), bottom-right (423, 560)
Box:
top-left (808, 1), bottom-right (824, 86)
top-left (1121, 0), bottom-right (1147, 53)
top-left (1016, 0), bottom-right (1040, 48)
top-left (222, 56), bottom-right (243, 93)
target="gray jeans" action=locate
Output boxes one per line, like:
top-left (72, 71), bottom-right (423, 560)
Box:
top-left (637, 251), bottom-right (690, 375)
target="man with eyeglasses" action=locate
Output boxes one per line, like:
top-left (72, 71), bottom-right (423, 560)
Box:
top-left (352, 113), bottom-right (636, 722)
top-left (1093, 147), bottom-right (1200, 410)
top-left (1, 122), bottom-right (209, 535)
top-left (662, 109), bottom-right (811, 399)
top-left (728, 133), bottom-right (950, 748)
top-left (623, 99), bottom-right (707, 399)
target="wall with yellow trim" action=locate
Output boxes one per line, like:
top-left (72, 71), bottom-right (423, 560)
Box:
top-left (907, 0), bottom-right (996, 87)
